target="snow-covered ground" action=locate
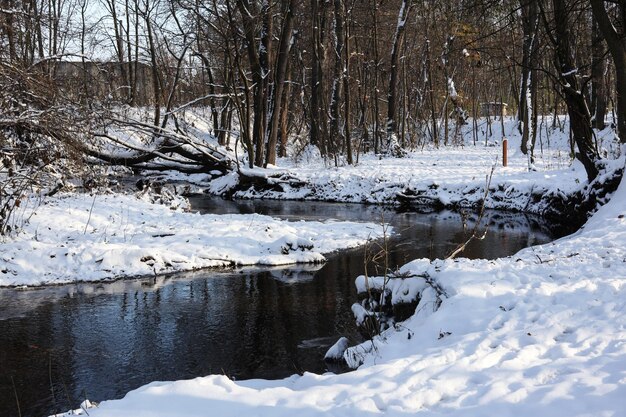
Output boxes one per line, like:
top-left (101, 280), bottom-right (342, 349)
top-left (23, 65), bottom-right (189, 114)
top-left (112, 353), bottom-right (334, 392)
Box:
top-left (3, 111), bottom-right (622, 416)
top-left (58, 160), bottom-right (626, 417)
top-left (51, 119), bottom-right (626, 416)
top-left (0, 192), bottom-right (381, 287)
top-left (207, 118), bottom-right (619, 213)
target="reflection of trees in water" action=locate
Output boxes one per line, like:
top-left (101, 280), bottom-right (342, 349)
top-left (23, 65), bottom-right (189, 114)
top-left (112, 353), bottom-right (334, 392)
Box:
top-left (392, 210), bottom-right (559, 261)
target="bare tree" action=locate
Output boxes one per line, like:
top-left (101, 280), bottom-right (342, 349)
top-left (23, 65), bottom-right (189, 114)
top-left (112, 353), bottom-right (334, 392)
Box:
top-left (590, 14), bottom-right (608, 130)
top-left (541, 0), bottom-right (599, 180)
top-left (590, 0), bottom-right (626, 142)
top-left (386, 0), bottom-right (411, 152)
top-left (265, 0), bottom-right (297, 166)
top-left (310, 0), bottom-right (329, 157)
top-left (518, 0), bottom-right (540, 164)
top-left (329, 0), bottom-right (346, 163)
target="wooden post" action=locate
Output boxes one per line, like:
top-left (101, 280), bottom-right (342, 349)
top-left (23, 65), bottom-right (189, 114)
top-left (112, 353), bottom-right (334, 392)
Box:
top-left (502, 138), bottom-right (508, 167)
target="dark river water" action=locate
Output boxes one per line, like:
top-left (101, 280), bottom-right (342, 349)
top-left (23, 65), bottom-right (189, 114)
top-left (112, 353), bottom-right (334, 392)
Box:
top-left (0, 198), bottom-right (566, 417)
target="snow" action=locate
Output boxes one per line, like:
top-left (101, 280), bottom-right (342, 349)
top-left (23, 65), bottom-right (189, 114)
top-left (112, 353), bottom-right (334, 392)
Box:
top-left (355, 272), bottom-right (429, 305)
top-left (324, 337), bottom-right (350, 361)
top-left (50, 117), bottom-right (626, 417)
top-left (54, 163), bottom-right (626, 417)
top-left (351, 303), bottom-right (373, 327)
top-left (212, 117), bottom-right (610, 215)
top-left (0, 193), bottom-right (382, 287)
top-left (447, 77), bottom-right (458, 98)
top-left (561, 68), bottom-right (578, 77)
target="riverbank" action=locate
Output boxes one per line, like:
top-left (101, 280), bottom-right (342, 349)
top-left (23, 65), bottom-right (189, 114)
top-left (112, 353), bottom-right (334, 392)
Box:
top-left (56, 146), bottom-right (626, 417)
top-left (43, 117), bottom-right (626, 416)
top-left (204, 118), bottom-right (618, 217)
top-left (0, 192), bottom-right (381, 287)
top-left (1, 202), bottom-right (558, 417)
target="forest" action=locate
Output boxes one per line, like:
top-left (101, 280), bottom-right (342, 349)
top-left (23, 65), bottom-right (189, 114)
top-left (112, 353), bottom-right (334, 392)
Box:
top-left (1, 0), bottom-right (625, 182)
top-left (1, 2), bottom-right (626, 417)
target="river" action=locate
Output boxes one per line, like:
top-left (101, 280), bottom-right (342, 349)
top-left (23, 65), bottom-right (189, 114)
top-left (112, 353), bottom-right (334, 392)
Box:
top-left (0, 199), bottom-right (566, 417)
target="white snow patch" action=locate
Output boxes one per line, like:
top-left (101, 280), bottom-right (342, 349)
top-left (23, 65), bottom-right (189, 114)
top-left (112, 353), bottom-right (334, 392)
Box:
top-left (324, 337), bottom-right (349, 361)
top-left (0, 193), bottom-right (382, 287)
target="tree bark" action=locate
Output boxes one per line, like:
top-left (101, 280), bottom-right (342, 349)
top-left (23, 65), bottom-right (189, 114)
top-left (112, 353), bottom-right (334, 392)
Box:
top-left (591, 16), bottom-right (607, 130)
top-left (590, 0), bottom-right (626, 142)
top-left (329, 0), bottom-right (345, 160)
top-left (519, 0), bottom-right (539, 158)
top-left (105, 0), bottom-right (129, 95)
top-left (549, 0), bottom-right (599, 181)
top-left (386, 0), bottom-right (410, 149)
top-left (310, 0), bottom-right (328, 156)
top-left (2, 1), bottom-right (17, 62)
top-left (144, 7), bottom-right (161, 128)
top-left (236, 0), bottom-right (269, 167)
top-left (344, 0), bottom-right (353, 164)
top-left (266, 0), bottom-right (296, 166)
top-left (371, 0), bottom-right (381, 153)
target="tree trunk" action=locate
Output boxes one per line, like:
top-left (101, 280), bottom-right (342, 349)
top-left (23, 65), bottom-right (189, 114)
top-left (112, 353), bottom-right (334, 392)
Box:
top-left (278, 63), bottom-right (292, 158)
top-left (329, 0), bottom-right (345, 160)
top-left (31, 0), bottom-right (45, 60)
top-left (386, 0), bottom-right (410, 150)
top-left (519, 0), bottom-right (539, 157)
top-left (144, 8), bottom-right (161, 127)
top-left (195, 53), bottom-right (222, 143)
top-left (310, 0), bottom-right (328, 156)
top-left (591, 16), bottom-right (607, 130)
top-left (371, 0), bottom-right (381, 154)
top-left (550, 0), bottom-right (599, 181)
top-left (225, 1), bottom-right (254, 167)
top-left (105, 0), bottom-right (129, 94)
top-left (266, 0), bottom-right (296, 166)
top-left (3, 1), bottom-right (17, 62)
top-left (236, 0), bottom-right (270, 167)
top-left (425, 39), bottom-right (438, 147)
top-left (590, 0), bottom-right (626, 142)
top-left (344, 1), bottom-right (353, 164)
top-left (125, 0), bottom-right (135, 104)
top-left (133, 0), bottom-right (140, 104)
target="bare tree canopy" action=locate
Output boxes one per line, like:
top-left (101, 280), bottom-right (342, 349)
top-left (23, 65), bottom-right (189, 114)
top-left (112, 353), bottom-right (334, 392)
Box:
top-left (1, 0), bottom-right (623, 182)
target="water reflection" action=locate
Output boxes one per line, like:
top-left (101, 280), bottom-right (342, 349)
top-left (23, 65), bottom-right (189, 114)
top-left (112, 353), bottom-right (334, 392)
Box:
top-left (0, 199), bottom-right (566, 417)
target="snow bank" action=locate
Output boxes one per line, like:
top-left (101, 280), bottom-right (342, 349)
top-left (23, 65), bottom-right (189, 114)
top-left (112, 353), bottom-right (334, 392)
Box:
top-left (355, 266), bottom-right (430, 305)
top-left (324, 337), bottom-right (350, 361)
top-left (63, 168), bottom-right (626, 417)
top-left (205, 119), bottom-right (623, 221)
top-left (0, 193), bottom-right (381, 287)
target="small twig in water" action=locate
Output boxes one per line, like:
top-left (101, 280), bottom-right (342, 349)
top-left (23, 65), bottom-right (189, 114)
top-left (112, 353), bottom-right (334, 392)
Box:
top-left (49, 353), bottom-right (59, 415)
top-left (61, 375), bottom-right (76, 415)
top-left (447, 165), bottom-right (495, 259)
top-left (11, 376), bottom-right (21, 417)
